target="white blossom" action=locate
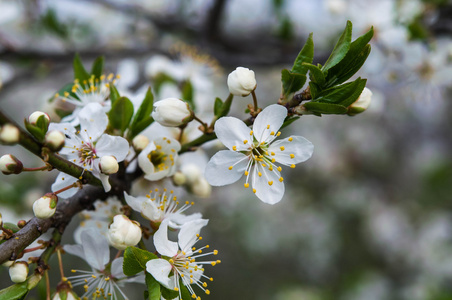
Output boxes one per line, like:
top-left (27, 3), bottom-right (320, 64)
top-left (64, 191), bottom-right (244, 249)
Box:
top-left (152, 98), bottom-right (193, 127)
top-left (99, 155), bottom-right (119, 175)
top-left (0, 154), bottom-right (22, 174)
top-left (138, 137), bottom-right (180, 181)
top-left (9, 262), bottom-right (28, 283)
top-left (44, 130), bottom-right (65, 152)
top-left (205, 104), bottom-right (314, 204)
top-left (0, 124), bottom-right (20, 144)
top-left (107, 215), bottom-right (142, 250)
top-left (28, 111), bottom-right (50, 126)
top-left (227, 67), bottom-right (257, 96)
top-left (32, 194), bottom-right (58, 219)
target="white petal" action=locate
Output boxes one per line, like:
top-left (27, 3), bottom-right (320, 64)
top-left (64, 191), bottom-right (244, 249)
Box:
top-left (111, 257), bottom-right (125, 279)
top-left (138, 142), bottom-right (156, 174)
top-left (98, 173), bottom-right (111, 192)
top-left (141, 200), bottom-right (163, 222)
top-left (124, 192), bottom-right (144, 213)
top-left (145, 259), bottom-right (173, 288)
top-left (204, 150), bottom-right (248, 186)
top-left (253, 104), bottom-right (287, 144)
top-left (153, 219), bottom-right (178, 257)
top-left (214, 117), bottom-right (251, 151)
top-left (78, 103), bottom-right (108, 141)
top-left (168, 212), bottom-right (203, 229)
top-left (51, 173), bottom-right (79, 199)
top-left (80, 228), bottom-right (110, 270)
top-left (252, 163), bottom-right (285, 205)
top-left (63, 244), bottom-right (85, 261)
top-left (269, 136), bottom-right (314, 165)
top-left (95, 135), bottom-right (130, 162)
top-left (178, 219), bottom-right (209, 253)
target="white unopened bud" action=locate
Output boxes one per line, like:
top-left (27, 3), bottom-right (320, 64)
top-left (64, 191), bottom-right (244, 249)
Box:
top-left (152, 98), bottom-right (193, 127)
top-left (9, 261), bottom-right (28, 283)
top-left (52, 290), bottom-right (78, 300)
top-left (0, 154), bottom-right (23, 175)
top-left (33, 193), bottom-right (58, 219)
top-left (192, 178), bottom-right (212, 198)
top-left (132, 135), bottom-right (149, 151)
top-left (45, 130), bottom-right (65, 152)
top-left (227, 67), bottom-right (257, 96)
top-left (173, 171), bottom-right (187, 186)
top-left (99, 156), bottom-right (119, 175)
top-left (181, 163), bottom-right (202, 185)
top-left (0, 124), bottom-right (20, 144)
top-left (348, 87), bottom-right (372, 116)
top-left (107, 215), bottom-right (142, 250)
top-left (3, 260), bottom-right (14, 268)
top-left (28, 111), bottom-right (50, 126)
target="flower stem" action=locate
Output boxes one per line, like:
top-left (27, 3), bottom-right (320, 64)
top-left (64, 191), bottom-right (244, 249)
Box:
top-left (53, 182), bottom-right (80, 195)
top-left (193, 115), bottom-right (209, 132)
top-left (22, 165), bottom-right (52, 172)
top-left (22, 245), bottom-right (45, 253)
top-left (57, 249), bottom-right (65, 279)
top-left (251, 90), bottom-right (259, 113)
top-left (45, 271), bottom-right (51, 300)
top-left (114, 250), bottom-right (122, 260)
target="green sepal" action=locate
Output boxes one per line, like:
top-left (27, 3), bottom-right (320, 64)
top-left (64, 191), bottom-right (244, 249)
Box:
top-left (291, 32), bottom-right (314, 75)
top-left (181, 80), bottom-right (196, 111)
top-left (301, 63), bottom-right (325, 88)
top-left (302, 102), bottom-right (347, 115)
top-left (123, 246), bottom-right (158, 276)
top-left (109, 84), bottom-right (121, 105)
top-left (90, 56), bottom-right (104, 79)
top-left (322, 20), bottom-right (352, 71)
top-left (214, 97), bottom-right (223, 116)
top-left (324, 26), bottom-right (373, 87)
top-left (24, 115), bottom-right (48, 142)
top-left (108, 97), bottom-right (134, 135)
top-left (160, 286), bottom-right (179, 300)
top-left (128, 87), bottom-right (154, 139)
top-left (73, 54), bottom-right (90, 82)
top-left (145, 273), bottom-right (161, 300)
top-left (281, 69), bottom-right (307, 97)
top-left (313, 77), bottom-right (366, 107)
top-left (2, 222), bottom-right (20, 233)
top-left (0, 282), bottom-right (29, 300)
top-left (49, 196), bottom-right (58, 209)
top-left (280, 116), bottom-right (300, 130)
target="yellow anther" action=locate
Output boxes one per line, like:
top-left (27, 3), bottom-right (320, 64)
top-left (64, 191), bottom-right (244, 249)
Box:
top-left (203, 282), bottom-right (208, 287)
top-left (243, 140), bottom-right (248, 144)
top-left (71, 270), bottom-right (76, 273)
top-left (232, 146), bottom-right (237, 151)
top-left (244, 171), bottom-right (249, 176)
top-left (228, 166), bottom-right (233, 170)
top-left (91, 275), bottom-right (97, 278)
top-left (211, 262), bottom-right (216, 266)
top-left (258, 172), bottom-right (262, 177)
top-left (290, 164), bottom-right (295, 168)
top-left (249, 130), bottom-right (253, 135)
top-left (268, 166), bottom-right (273, 171)
top-left (280, 146), bottom-right (285, 151)
top-left (276, 131), bottom-right (281, 136)
top-left (62, 277), bottom-right (67, 282)
top-left (277, 166), bottom-right (282, 172)
top-left (206, 290), bottom-right (211, 295)
top-left (271, 158), bottom-right (276, 163)
top-left (213, 250), bottom-right (218, 255)
top-left (268, 181), bottom-right (273, 186)
top-left (210, 278), bottom-right (214, 281)
top-left (279, 177), bottom-right (284, 182)
top-left (270, 131), bottom-right (275, 135)
top-left (244, 183), bottom-right (249, 188)
top-left (290, 154), bottom-right (295, 159)
top-left (266, 125), bottom-right (270, 129)
top-left (174, 287), bottom-right (179, 291)
top-left (262, 163), bottom-right (266, 167)
top-left (271, 152), bottom-right (275, 156)
top-left (288, 137), bottom-right (293, 141)
top-left (253, 188), bottom-right (256, 193)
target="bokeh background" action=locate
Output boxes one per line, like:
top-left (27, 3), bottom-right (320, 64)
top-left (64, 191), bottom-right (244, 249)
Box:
top-left (1, 0), bottom-right (452, 299)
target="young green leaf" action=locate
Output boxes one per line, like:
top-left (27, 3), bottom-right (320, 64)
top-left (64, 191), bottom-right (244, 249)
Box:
top-left (214, 97), bottom-right (223, 116)
top-left (108, 97), bottom-right (134, 134)
top-left (153, 73), bottom-right (177, 95)
top-left (302, 102), bottom-right (348, 114)
top-left (90, 56), bottom-right (105, 79)
top-left (181, 80), bottom-right (196, 111)
top-left (322, 20), bottom-right (353, 71)
top-left (123, 247), bottom-right (158, 276)
top-left (179, 281), bottom-right (192, 300)
top-left (302, 63), bottom-right (325, 87)
top-left (109, 84), bottom-right (121, 105)
top-left (0, 282), bottom-right (29, 300)
top-left (314, 78), bottom-right (366, 106)
top-left (291, 32), bottom-right (314, 75)
top-left (73, 54), bottom-right (90, 82)
top-left (161, 286), bottom-right (179, 300)
top-left (145, 273), bottom-right (161, 300)
top-left (281, 69), bottom-right (307, 97)
top-left (129, 87), bottom-right (155, 138)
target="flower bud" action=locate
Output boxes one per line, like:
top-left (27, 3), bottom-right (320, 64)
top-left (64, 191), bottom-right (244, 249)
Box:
top-left (17, 220), bottom-right (26, 228)
top-left (227, 67), bottom-right (257, 96)
top-left (52, 281), bottom-right (78, 300)
top-left (27, 273), bottom-right (42, 290)
top-left (0, 124), bottom-right (20, 144)
top-left (32, 193), bottom-right (58, 219)
top-left (99, 155), bottom-right (119, 175)
top-left (0, 154), bottom-right (23, 175)
top-left (9, 261), bottom-right (28, 283)
top-left (152, 98), bottom-right (193, 127)
top-left (3, 260), bottom-right (14, 268)
top-left (181, 163), bottom-right (202, 185)
top-left (45, 130), bottom-right (65, 152)
top-left (192, 178), bottom-right (212, 198)
top-left (28, 111), bottom-right (50, 127)
top-left (348, 87), bottom-right (372, 116)
top-left (107, 215), bottom-right (142, 250)
top-left (132, 135), bottom-right (149, 152)
top-left (173, 171), bottom-right (187, 186)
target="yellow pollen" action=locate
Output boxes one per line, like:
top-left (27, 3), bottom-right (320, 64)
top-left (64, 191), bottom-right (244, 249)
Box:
top-left (244, 171), bottom-right (249, 176)
top-left (203, 282), bottom-right (208, 287)
top-left (213, 250), bottom-right (218, 255)
top-left (276, 132), bottom-right (281, 136)
top-left (277, 166), bottom-right (282, 172)
top-left (253, 188), bottom-right (256, 193)
top-left (228, 166), bottom-right (233, 170)
top-left (232, 146), bottom-right (237, 151)
top-left (174, 287), bottom-right (179, 291)
top-left (268, 181), bottom-right (273, 186)
top-left (206, 290), bottom-right (211, 295)
top-left (290, 164), bottom-right (295, 168)
top-left (280, 146), bottom-right (285, 151)
top-left (288, 137), bottom-right (293, 141)
top-left (266, 125), bottom-right (270, 129)
top-left (271, 152), bottom-right (275, 156)
top-left (270, 131), bottom-right (275, 135)
top-left (258, 172), bottom-right (262, 177)
top-left (269, 166), bottom-right (273, 171)
top-left (210, 278), bottom-right (214, 281)
top-left (243, 140), bottom-right (248, 144)
top-left (262, 163), bottom-right (266, 167)
top-left (279, 177), bottom-right (284, 182)
top-left (244, 183), bottom-right (249, 188)
top-left (249, 130), bottom-right (253, 135)
top-left (211, 262), bottom-right (216, 266)
top-left (271, 158), bottom-right (276, 163)
top-left (71, 270), bottom-right (76, 273)
top-left (290, 154), bottom-right (295, 159)
top-left (91, 275), bottom-right (97, 278)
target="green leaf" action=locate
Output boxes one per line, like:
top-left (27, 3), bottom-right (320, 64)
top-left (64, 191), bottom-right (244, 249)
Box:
top-left (0, 282), bottom-right (29, 300)
top-left (145, 273), bottom-right (161, 300)
top-left (179, 281), bottom-right (192, 300)
top-left (40, 9), bottom-right (68, 39)
top-left (161, 286), bottom-right (179, 300)
top-left (109, 84), bottom-right (121, 105)
top-left (90, 56), bottom-right (104, 79)
top-left (181, 80), bottom-right (195, 111)
top-left (73, 54), bottom-right (90, 82)
top-left (308, 82), bottom-right (321, 99)
top-left (108, 97), bottom-right (134, 134)
top-left (291, 32), bottom-right (314, 75)
top-left (153, 73), bottom-right (177, 95)
top-left (129, 87), bottom-right (155, 138)
top-left (324, 26), bottom-right (373, 87)
top-left (322, 20), bottom-right (352, 71)
top-left (49, 82), bottom-right (77, 103)
top-left (281, 69), bottom-right (307, 97)
top-left (123, 247), bottom-right (158, 276)
top-left (303, 102), bottom-right (347, 114)
top-left (314, 78), bottom-right (366, 106)
top-left (214, 97), bottom-right (223, 116)
top-left (302, 63), bottom-right (325, 88)
top-left (281, 116), bottom-right (300, 130)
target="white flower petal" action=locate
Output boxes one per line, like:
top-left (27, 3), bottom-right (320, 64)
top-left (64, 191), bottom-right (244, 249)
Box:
top-left (178, 219), bottom-right (209, 253)
top-left (205, 150), bottom-right (248, 186)
top-left (141, 200), bottom-right (163, 222)
top-left (123, 192), bottom-right (144, 214)
top-left (214, 117), bottom-right (252, 151)
top-left (153, 219), bottom-right (178, 257)
top-left (80, 229), bottom-right (110, 271)
top-left (78, 103), bottom-right (108, 141)
top-left (146, 259), bottom-right (173, 289)
top-left (252, 104), bottom-right (287, 144)
top-left (138, 142), bottom-right (156, 174)
top-left (51, 173), bottom-right (79, 199)
top-left (95, 135), bottom-right (130, 162)
top-left (168, 212), bottom-right (203, 229)
top-left (269, 136), bottom-right (314, 165)
top-left (111, 257), bottom-right (125, 279)
top-left (252, 163), bottom-right (285, 205)
top-left (98, 173), bottom-right (111, 192)
top-left (63, 244), bottom-right (85, 261)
